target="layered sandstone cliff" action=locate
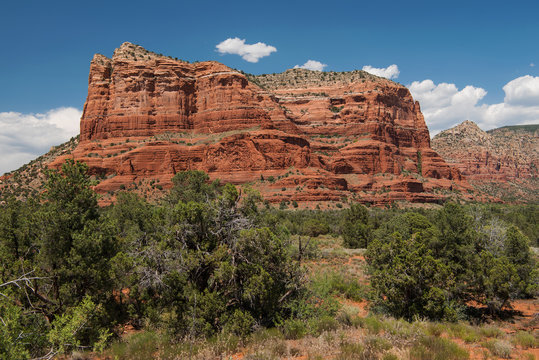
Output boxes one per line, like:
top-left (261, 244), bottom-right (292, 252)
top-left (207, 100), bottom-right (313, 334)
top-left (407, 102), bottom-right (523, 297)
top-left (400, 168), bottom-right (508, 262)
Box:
top-left (50, 42), bottom-right (471, 206)
top-left (432, 121), bottom-right (538, 202)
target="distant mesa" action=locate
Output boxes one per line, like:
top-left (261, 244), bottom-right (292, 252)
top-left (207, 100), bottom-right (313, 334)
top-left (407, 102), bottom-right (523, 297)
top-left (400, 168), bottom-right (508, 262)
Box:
top-left (432, 120), bottom-right (538, 202)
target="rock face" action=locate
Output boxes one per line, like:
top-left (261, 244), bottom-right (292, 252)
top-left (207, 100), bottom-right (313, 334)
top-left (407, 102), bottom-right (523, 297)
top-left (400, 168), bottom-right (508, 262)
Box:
top-left (51, 42), bottom-right (470, 206)
top-left (432, 121), bottom-right (538, 202)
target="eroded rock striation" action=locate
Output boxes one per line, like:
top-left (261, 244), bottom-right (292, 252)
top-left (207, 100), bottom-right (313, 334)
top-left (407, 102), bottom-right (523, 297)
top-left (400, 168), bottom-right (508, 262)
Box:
top-left (51, 42), bottom-right (470, 206)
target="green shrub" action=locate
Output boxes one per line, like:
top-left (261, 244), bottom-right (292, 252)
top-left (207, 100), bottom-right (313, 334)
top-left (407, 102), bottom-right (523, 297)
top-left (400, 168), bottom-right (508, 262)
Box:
top-left (223, 309), bottom-right (255, 337)
top-left (512, 331), bottom-right (536, 349)
top-left (301, 218), bottom-right (330, 237)
top-left (424, 322), bottom-right (446, 337)
top-left (310, 271), bottom-right (364, 301)
top-left (338, 342), bottom-right (364, 360)
top-left (208, 333), bottom-right (241, 356)
top-left (446, 323), bottom-right (478, 343)
top-left (410, 336), bottom-right (469, 360)
top-left (336, 306), bottom-right (358, 326)
top-left (358, 316), bottom-right (384, 335)
top-left (280, 319), bottom-right (306, 340)
top-left (329, 105), bottom-right (344, 113)
top-left (484, 339), bottom-right (513, 358)
top-left (363, 335), bottom-right (392, 355)
top-left (383, 318), bottom-right (420, 340)
top-left (308, 315), bottom-right (340, 336)
top-left (109, 331), bottom-right (160, 360)
top-left (342, 204), bottom-right (371, 248)
top-left (477, 325), bottom-right (504, 339)
top-left (249, 327), bottom-right (283, 344)
top-left (269, 339), bottom-right (288, 357)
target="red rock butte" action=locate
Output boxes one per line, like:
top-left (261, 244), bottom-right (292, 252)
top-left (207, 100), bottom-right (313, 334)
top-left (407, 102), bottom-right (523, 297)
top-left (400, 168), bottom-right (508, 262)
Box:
top-left (51, 42), bottom-right (471, 206)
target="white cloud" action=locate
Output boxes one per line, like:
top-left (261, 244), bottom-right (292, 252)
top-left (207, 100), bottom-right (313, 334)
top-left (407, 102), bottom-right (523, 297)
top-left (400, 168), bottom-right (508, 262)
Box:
top-left (216, 37), bottom-right (276, 63)
top-left (531, 63), bottom-right (535, 67)
top-left (362, 64), bottom-right (400, 79)
top-left (409, 75), bottom-right (539, 135)
top-left (294, 60), bottom-right (327, 71)
top-left (0, 107), bottom-right (82, 174)
top-left (503, 75), bottom-right (539, 106)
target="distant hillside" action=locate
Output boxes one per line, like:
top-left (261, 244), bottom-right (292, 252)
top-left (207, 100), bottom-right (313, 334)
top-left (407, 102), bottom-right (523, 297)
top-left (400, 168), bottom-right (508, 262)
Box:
top-left (432, 121), bottom-right (538, 203)
top-left (487, 124), bottom-right (539, 134)
top-left (0, 136), bottom-right (79, 201)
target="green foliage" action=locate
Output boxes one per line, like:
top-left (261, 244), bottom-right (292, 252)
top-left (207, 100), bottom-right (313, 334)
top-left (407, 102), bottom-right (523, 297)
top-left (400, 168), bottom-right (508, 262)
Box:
top-left (307, 315), bottom-right (340, 336)
top-left (108, 331), bottom-right (162, 360)
top-left (0, 159), bottom-right (119, 358)
top-left (36, 159), bottom-right (114, 309)
top-left (339, 342), bottom-right (365, 359)
top-left (511, 331), bottom-right (537, 349)
top-left (310, 271), bottom-right (365, 301)
top-left (329, 105), bottom-right (344, 113)
top-left (48, 296), bottom-right (111, 354)
top-left (0, 296), bottom-right (47, 360)
top-left (301, 218), bottom-right (330, 237)
top-left (367, 203), bottom-right (538, 320)
top-left (342, 204), bottom-right (372, 248)
top-left (474, 251), bottom-right (519, 313)
top-left (477, 325), bottom-right (504, 338)
top-left (483, 339), bottom-right (513, 358)
top-left (105, 170), bottom-right (304, 338)
top-left (166, 170), bottom-right (220, 204)
top-left (342, 222), bottom-right (370, 248)
top-left (2, 161), bottom-right (537, 358)
top-left (504, 226), bottom-right (538, 297)
top-left (410, 336), bottom-right (469, 360)
top-left (445, 323), bottom-right (479, 343)
top-left (280, 319), bottom-right (307, 340)
top-left (367, 228), bottom-right (458, 321)
top-left (357, 315), bottom-right (384, 334)
top-left (223, 309), bottom-right (255, 337)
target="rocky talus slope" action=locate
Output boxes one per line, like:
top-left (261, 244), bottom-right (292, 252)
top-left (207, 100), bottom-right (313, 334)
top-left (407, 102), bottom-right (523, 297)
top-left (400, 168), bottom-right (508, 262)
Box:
top-left (4, 42), bottom-right (471, 206)
top-left (432, 121), bottom-right (538, 202)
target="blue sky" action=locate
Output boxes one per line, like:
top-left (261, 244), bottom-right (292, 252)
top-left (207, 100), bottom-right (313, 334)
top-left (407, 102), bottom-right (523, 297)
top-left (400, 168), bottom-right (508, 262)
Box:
top-left (1, 0), bottom-right (538, 173)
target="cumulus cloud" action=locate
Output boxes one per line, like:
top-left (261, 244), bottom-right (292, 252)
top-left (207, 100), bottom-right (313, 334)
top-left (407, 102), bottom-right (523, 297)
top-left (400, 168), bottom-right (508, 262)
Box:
top-left (0, 107), bottom-right (82, 174)
top-left (216, 37), bottom-right (276, 63)
top-left (362, 64), bottom-right (400, 79)
top-left (409, 75), bottom-right (539, 135)
top-left (503, 75), bottom-right (539, 106)
top-left (294, 60), bottom-right (327, 71)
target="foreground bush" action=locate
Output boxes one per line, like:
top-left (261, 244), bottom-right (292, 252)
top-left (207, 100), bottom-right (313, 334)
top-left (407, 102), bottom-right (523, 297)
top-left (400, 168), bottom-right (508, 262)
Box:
top-left (0, 164), bottom-right (306, 356)
top-left (366, 204), bottom-right (538, 320)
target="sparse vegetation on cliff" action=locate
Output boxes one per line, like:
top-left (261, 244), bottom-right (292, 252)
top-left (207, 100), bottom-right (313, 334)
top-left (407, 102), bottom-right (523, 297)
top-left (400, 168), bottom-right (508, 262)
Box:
top-left (250, 68), bottom-right (386, 91)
